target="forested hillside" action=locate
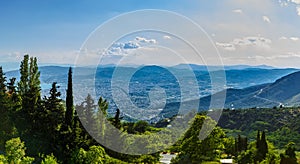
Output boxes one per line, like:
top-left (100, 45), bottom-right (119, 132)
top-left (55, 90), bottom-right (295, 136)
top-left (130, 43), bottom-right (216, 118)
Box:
top-left (218, 108), bottom-right (300, 150)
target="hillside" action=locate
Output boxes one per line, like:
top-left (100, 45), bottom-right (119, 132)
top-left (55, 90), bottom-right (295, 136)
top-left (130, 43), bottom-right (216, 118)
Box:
top-left (218, 71), bottom-right (300, 109)
top-left (217, 107), bottom-right (300, 150)
top-left (157, 71), bottom-right (300, 120)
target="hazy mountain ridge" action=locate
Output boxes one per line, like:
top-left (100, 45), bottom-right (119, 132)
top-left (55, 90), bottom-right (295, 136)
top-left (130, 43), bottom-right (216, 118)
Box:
top-left (4, 65), bottom-right (300, 121)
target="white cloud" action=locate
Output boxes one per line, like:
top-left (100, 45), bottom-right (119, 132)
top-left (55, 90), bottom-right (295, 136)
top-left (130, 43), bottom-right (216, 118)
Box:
top-left (252, 52), bottom-right (300, 60)
top-left (97, 36), bottom-right (158, 57)
top-left (279, 36), bottom-right (288, 40)
top-left (278, 0), bottom-right (300, 16)
top-left (279, 0), bottom-right (289, 6)
top-left (291, 0), bottom-right (300, 5)
top-left (163, 35), bottom-right (172, 40)
top-left (216, 36), bottom-right (272, 51)
top-left (290, 37), bottom-right (299, 41)
top-left (279, 36), bottom-right (299, 41)
top-left (216, 42), bottom-right (236, 51)
top-left (297, 6), bottom-right (300, 15)
top-left (135, 37), bottom-right (156, 44)
top-left (232, 9), bottom-right (243, 13)
top-left (262, 16), bottom-right (271, 23)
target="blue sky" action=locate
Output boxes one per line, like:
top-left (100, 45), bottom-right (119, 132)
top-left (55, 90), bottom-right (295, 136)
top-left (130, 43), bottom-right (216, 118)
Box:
top-left (1, 0), bottom-right (300, 69)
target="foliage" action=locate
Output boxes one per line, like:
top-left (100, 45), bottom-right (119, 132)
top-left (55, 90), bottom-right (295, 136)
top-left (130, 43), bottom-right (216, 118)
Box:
top-left (2, 138), bottom-right (35, 164)
top-left (65, 67), bottom-right (74, 129)
top-left (280, 142), bottom-right (298, 164)
top-left (218, 108), bottom-right (300, 150)
top-left (171, 115), bottom-right (226, 163)
top-left (41, 154), bottom-right (58, 164)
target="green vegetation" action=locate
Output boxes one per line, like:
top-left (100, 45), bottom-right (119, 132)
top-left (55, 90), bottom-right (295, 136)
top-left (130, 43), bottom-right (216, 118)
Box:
top-left (218, 108), bottom-right (300, 150)
top-left (0, 55), bottom-right (299, 163)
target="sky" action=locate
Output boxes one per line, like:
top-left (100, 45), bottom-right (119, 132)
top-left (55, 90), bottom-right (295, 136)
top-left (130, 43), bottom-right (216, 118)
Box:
top-left (1, 0), bottom-right (300, 70)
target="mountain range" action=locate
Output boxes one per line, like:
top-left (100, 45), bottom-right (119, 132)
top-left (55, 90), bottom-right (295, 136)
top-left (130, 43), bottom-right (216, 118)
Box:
top-left (158, 70), bottom-right (300, 120)
top-left (4, 64), bottom-right (300, 121)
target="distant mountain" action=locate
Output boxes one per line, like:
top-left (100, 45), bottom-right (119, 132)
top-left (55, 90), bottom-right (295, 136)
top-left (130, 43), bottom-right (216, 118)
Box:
top-left (4, 65), bottom-right (300, 121)
top-left (157, 71), bottom-right (300, 121)
top-left (173, 64), bottom-right (277, 71)
top-left (179, 71), bottom-right (300, 110)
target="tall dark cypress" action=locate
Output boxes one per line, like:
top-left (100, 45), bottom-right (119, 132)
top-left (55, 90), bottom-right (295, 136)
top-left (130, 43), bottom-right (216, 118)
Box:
top-left (256, 130), bottom-right (261, 149)
top-left (260, 131), bottom-right (268, 159)
top-left (65, 67), bottom-right (74, 128)
top-left (113, 108), bottom-right (121, 129)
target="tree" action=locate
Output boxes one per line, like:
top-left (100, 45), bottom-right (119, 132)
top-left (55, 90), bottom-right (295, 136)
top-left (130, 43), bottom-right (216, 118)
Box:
top-left (7, 77), bottom-right (19, 103)
top-left (41, 82), bottom-right (65, 154)
top-left (172, 115), bottom-right (226, 163)
top-left (256, 130), bottom-right (261, 149)
top-left (0, 67), bottom-right (14, 150)
top-left (76, 94), bottom-right (98, 139)
top-left (43, 82), bottom-right (65, 132)
top-left (98, 97), bottom-right (108, 117)
top-left (18, 55), bottom-right (29, 97)
top-left (65, 67), bottom-right (74, 129)
top-left (235, 134), bottom-right (248, 154)
top-left (18, 55), bottom-right (41, 127)
top-left (113, 108), bottom-right (121, 129)
top-left (41, 154), bottom-right (58, 164)
top-left (255, 131), bottom-right (268, 162)
top-left (5, 138), bottom-right (34, 163)
top-left (260, 131), bottom-right (268, 159)
top-left (0, 67), bottom-right (18, 151)
top-left (280, 142), bottom-right (297, 164)
top-left (0, 66), bottom-right (6, 95)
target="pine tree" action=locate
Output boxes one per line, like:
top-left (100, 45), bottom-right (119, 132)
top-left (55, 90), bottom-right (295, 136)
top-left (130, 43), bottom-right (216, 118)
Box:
top-left (0, 67), bottom-right (13, 149)
top-left (18, 55), bottom-right (29, 96)
top-left (28, 57), bottom-right (41, 105)
top-left (98, 97), bottom-right (108, 117)
top-left (7, 78), bottom-right (21, 110)
top-left (7, 78), bottom-right (16, 96)
top-left (65, 67), bottom-right (74, 129)
top-left (43, 82), bottom-right (65, 132)
top-left (41, 82), bottom-right (65, 154)
top-left (0, 66), bottom-right (6, 95)
top-left (76, 94), bottom-right (98, 137)
top-left (18, 55), bottom-right (41, 116)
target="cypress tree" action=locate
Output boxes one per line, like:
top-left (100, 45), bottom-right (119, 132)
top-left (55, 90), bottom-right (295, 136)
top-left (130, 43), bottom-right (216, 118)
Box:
top-left (256, 130), bottom-right (260, 149)
top-left (65, 67), bottom-right (74, 128)
top-left (260, 131), bottom-right (268, 159)
top-left (113, 108), bottom-right (121, 129)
